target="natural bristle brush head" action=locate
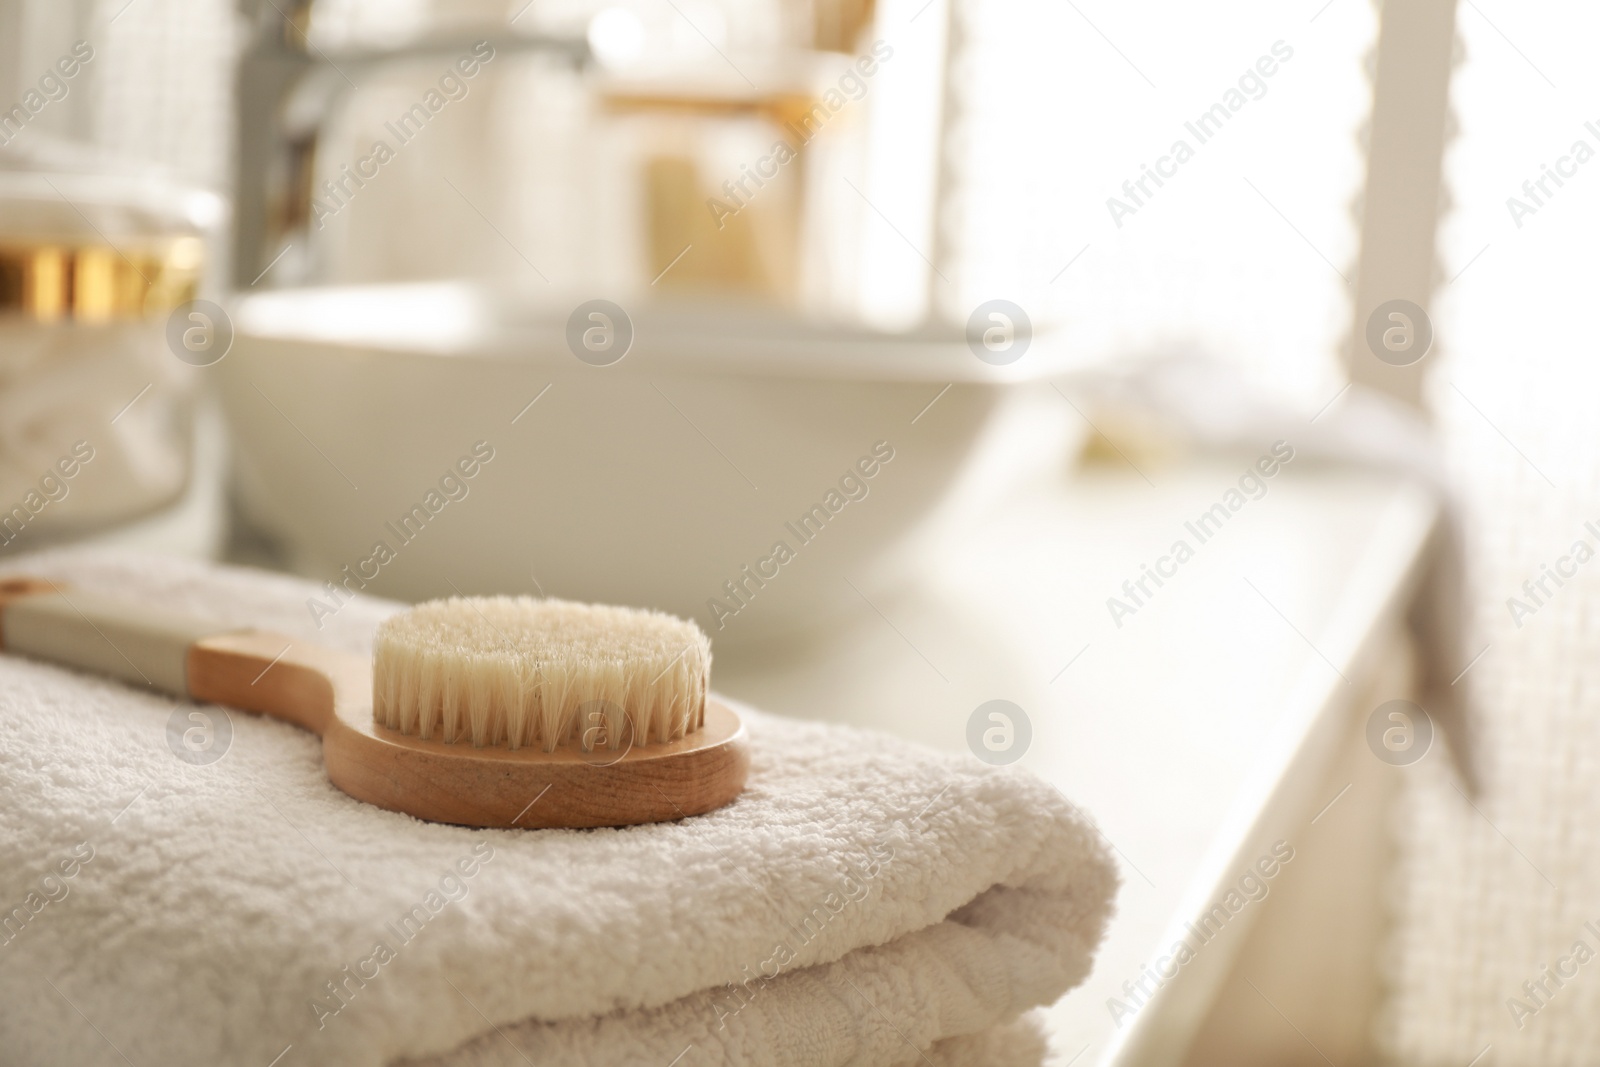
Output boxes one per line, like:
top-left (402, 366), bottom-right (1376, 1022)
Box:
top-left (372, 597), bottom-right (711, 751)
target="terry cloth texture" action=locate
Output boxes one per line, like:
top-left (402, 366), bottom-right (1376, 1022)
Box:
top-left (0, 550), bottom-right (1117, 1066)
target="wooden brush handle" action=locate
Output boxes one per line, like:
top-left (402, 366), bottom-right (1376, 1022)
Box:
top-left (0, 577), bottom-right (362, 734)
top-left (0, 578), bottom-right (368, 736)
top-left (0, 577), bottom-right (750, 829)
top-left (0, 579), bottom-right (229, 697)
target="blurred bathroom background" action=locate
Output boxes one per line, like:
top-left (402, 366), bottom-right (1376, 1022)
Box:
top-left (0, 0), bottom-right (1371, 629)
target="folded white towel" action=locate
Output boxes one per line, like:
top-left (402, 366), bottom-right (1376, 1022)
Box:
top-left (0, 551), bottom-right (1117, 1066)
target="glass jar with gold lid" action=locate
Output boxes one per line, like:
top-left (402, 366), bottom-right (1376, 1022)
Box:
top-left (0, 143), bottom-right (222, 550)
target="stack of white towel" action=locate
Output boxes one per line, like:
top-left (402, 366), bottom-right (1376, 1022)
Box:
top-left (0, 551), bottom-right (1117, 1065)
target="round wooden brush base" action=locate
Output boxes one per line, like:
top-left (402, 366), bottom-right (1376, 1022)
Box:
top-left (190, 632), bottom-right (749, 829)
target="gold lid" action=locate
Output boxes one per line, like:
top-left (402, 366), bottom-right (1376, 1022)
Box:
top-left (0, 236), bottom-right (202, 322)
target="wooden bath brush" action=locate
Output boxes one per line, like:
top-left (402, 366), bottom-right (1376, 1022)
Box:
top-left (0, 578), bottom-right (747, 828)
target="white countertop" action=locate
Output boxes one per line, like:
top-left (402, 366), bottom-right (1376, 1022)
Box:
top-left (715, 455), bottom-right (1439, 1065)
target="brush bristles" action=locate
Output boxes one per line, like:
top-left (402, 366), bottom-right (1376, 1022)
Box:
top-left (372, 596), bottom-right (711, 750)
